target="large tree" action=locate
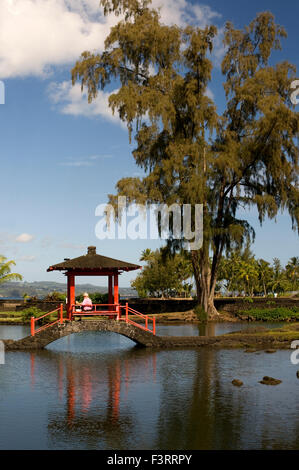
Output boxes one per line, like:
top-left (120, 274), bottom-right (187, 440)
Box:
top-left (72, 0), bottom-right (299, 317)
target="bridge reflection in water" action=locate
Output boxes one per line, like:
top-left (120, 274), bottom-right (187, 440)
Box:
top-left (29, 345), bottom-right (157, 437)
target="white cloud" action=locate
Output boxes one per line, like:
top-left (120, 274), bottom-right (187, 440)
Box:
top-left (60, 160), bottom-right (93, 167)
top-left (154, 1), bottom-right (225, 65)
top-left (48, 81), bottom-right (123, 123)
top-left (211, 26), bottom-right (226, 67)
top-left (205, 87), bottom-right (215, 101)
top-left (1, 1), bottom-right (224, 123)
top-left (0, 0), bottom-right (115, 78)
top-left (59, 154), bottom-right (113, 167)
top-left (16, 233), bottom-right (34, 243)
top-left (0, 0), bottom-right (223, 80)
top-left (89, 154), bottom-right (112, 160)
top-left (152, 0), bottom-right (221, 28)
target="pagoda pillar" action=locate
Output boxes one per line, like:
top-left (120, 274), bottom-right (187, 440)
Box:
top-left (108, 276), bottom-right (113, 311)
top-left (114, 273), bottom-right (120, 319)
top-left (67, 274), bottom-right (75, 320)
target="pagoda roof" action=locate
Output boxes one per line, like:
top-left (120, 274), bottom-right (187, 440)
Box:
top-left (47, 246), bottom-right (141, 274)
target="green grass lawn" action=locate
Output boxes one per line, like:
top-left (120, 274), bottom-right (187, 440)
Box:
top-left (0, 312), bottom-right (22, 317)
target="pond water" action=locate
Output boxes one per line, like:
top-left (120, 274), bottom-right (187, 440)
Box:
top-left (0, 323), bottom-right (298, 450)
top-left (156, 321), bottom-right (285, 337)
top-left (0, 321), bottom-right (284, 342)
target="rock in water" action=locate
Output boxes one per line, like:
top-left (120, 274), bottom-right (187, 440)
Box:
top-left (296, 371), bottom-right (299, 379)
top-left (265, 349), bottom-right (277, 354)
top-left (232, 379), bottom-right (243, 387)
top-left (259, 376), bottom-right (282, 386)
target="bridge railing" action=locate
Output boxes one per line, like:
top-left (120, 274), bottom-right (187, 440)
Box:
top-left (31, 304), bottom-right (64, 336)
top-left (120, 303), bottom-right (156, 335)
top-left (30, 303), bottom-right (155, 336)
top-left (71, 304), bottom-right (119, 319)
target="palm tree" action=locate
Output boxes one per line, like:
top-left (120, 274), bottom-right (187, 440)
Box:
top-left (0, 255), bottom-right (23, 284)
top-left (237, 260), bottom-right (259, 297)
top-left (270, 257), bottom-right (289, 294)
top-left (286, 257), bottom-right (299, 291)
top-left (257, 259), bottom-right (273, 296)
top-left (140, 249), bottom-right (154, 262)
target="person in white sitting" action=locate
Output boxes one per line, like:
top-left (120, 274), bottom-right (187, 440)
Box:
top-left (80, 292), bottom-right (93, 311)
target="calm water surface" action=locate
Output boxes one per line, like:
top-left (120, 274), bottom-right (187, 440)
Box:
top-left (0, 323), bottom-right (298, 450)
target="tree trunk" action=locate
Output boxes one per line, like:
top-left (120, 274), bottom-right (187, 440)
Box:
top-left (263, 279), bottom-right (267, 297)
top-left (191, 147), bottom-right (220, 319)
top-left (191, 250), bottom-right (202, 302)
top-left (191, 250), bottom-right (219, 319)
top-left (200, 285), bottom-right (219, 318)
top-left (200, 258), bottom-right (219, 319)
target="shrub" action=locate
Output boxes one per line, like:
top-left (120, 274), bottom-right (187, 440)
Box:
top-left (194, 305), bottom-right (208, 323)
top-left (21, 307), bottom-right (44, 322)
top-left (91, 292), bottom-right (109, 304)
top-left (240, 307), bottom-right (299, 321)
top-left (44, 291), bottom-right (66, 302)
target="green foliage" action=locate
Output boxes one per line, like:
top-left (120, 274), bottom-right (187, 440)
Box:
top-left (27, 296), bottom-right (38, 302)
top-left (23, 293), bottom-right (31, 303)
top-left (21, 307), bottom-right (44, 322)
top-left (285, 257), bottom-right (299, 291)
top-left (44, 291), bottom-right (66, 302)
top-left (218, 248), bottom-right (299, 296)
top-left (194, 305), bottom-right (208, 323)
top-left (241, 307), bottom-right (299, 322)
top-left (0, 255), bottom-right (22, 285)
top-left (131, 249), bottom-right (193, 298)
top-left (91, 292), bottom-right (109, 304)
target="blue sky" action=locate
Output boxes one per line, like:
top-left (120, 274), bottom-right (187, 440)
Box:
top-left (0, 0), bottom-right (298, 287)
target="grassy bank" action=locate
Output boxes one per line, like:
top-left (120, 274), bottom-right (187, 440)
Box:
top-left (218, 323), bottom-right (299, 349)
top-left (0, 309), bottom-right (60, 325)
top-left (237, 307), bottom-right (299, 322)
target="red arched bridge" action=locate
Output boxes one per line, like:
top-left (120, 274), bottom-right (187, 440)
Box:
top-left (2, 303), bottom-right (219, 350)
top-left (4, 303), bottom-right (160, 349)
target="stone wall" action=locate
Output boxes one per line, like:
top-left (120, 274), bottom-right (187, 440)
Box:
top-left (127, 298), bottom-right (197, 313)
top-left (127, 297), bottom-right (298, 314)
top-left (0, 299), bottom-right (24, 311)
top-left (15, 301), bottom-right (64, 312)
top-left (3, 296), bottom-right (299, 314)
